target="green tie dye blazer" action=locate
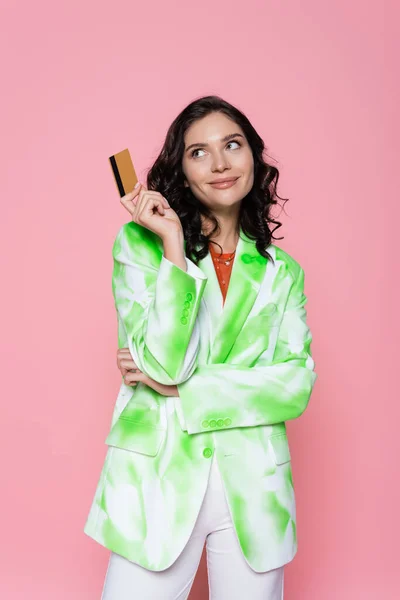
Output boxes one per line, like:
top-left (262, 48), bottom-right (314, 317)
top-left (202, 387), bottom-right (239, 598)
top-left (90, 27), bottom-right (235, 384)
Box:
top-left (84, 221), bottom-right (317, 573)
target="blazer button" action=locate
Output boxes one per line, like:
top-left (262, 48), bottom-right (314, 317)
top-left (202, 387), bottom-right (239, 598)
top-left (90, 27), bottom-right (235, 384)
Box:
top-left (183, 300), bottom-right (191, 308)
top-left (202, 420), bottom-right (210, 428)
top-left (209, 419), bottom-right (217, 427)
top-left (185, 292), bottom-right (193, 301)
top-left (224, 418), bottom-right (232, 426)
top-left (182, 308), bottom-right (189, 317)
top-left (217, 418), bottom-right (224, 427)
top-left (203, 448), bottom-right (213, 459)
top-left (180, 317), bottom-right (188, 325)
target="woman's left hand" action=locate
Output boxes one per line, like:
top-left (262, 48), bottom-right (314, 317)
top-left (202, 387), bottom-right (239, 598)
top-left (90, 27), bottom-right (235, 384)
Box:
top-left (117, 347), bottom-right (178, 397)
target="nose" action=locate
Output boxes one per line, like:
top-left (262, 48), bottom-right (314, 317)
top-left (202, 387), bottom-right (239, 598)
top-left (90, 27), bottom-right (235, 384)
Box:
top-left (211, 151), bottom-right (230, 173)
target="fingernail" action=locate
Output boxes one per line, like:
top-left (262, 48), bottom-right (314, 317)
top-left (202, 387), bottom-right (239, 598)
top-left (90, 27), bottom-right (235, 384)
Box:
top-left (134, 182), bottom-right (140, 188)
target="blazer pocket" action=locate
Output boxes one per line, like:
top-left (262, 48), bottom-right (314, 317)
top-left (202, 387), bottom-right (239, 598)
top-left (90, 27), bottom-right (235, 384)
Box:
top-left (105, 419), bottom-right (166, 457)
top-left (268, 433), bottom-right (291, 465)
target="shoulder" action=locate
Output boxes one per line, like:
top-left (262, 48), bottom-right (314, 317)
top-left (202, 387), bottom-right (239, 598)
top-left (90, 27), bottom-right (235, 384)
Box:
top-left (112, 222), bottom-right (163, 267)
top-left (270, 244), bottom-right (304, 283)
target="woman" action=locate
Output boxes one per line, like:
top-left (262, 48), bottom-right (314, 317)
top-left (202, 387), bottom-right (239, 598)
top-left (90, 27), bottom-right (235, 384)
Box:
top-left (84, 95), bottom-right (317, 599)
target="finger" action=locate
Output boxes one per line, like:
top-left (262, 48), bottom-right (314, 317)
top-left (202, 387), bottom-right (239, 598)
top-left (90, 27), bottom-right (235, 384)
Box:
top-left (135, 191), bottom-right (169, 219)
top-left (124, 371), bottom-right (146, 385)
top-left (141, 190), bottom-right (170, 210)
top-left (117, 348), bottom-right (132, 357)
top-left (117, 351), bottom-right (134, 372)
top-left (120, 184), bottom-right (142, 214)
top-left (120, 358), bottom-right (138, 370)
top-left (132, 187), bottom-right (145, 221)
top-left (135, 188), bottom-right (158, 219)
top-left (137, 195), bottom-right (166, 224)
top-left (117, 349), bottom-right (131, 364)
top-left (144, 197), bottom-right (166, 219)
top-left (121, 183), bottom-right (155, 218)
top-left (132, 186), bottom-right (148, 222)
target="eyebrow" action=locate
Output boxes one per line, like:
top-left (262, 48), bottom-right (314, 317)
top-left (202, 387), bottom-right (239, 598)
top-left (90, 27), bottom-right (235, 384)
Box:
top-left (185, 133), bottom-right (245, 153)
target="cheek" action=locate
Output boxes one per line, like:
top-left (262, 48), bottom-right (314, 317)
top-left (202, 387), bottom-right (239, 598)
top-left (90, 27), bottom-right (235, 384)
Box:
top-left (232, 149), bottom-right (254, 175)
top-left (247, 169), bottom-right (255, 187)
top-left (184, 162), bottom-right (209, 188)
top-left (239, 158), bottom-right (254, 190)
top-left (243, 151), bottom-right (255, 176)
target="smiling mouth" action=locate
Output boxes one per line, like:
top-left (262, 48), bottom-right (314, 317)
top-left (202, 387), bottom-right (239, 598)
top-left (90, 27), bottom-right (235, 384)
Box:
top-left (208, 177), bottom-right (239, 189)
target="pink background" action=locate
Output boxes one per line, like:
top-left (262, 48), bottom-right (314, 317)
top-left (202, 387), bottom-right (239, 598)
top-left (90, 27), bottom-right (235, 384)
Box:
top-left (1, 0), bottom-right (397, 598)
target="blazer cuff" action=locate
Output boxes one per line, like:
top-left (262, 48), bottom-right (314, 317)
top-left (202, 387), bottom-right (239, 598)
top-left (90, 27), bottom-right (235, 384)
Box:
top-left (159, 254), bottom-right (207, 280)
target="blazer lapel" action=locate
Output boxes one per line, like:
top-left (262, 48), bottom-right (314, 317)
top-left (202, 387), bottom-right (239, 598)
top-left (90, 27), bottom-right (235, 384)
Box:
top-left (197, 230), bottom-right (269, 364)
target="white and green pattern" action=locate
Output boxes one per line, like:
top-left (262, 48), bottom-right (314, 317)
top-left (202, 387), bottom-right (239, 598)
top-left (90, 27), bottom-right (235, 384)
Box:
top-left (84, 221), bottom-right (317, 573)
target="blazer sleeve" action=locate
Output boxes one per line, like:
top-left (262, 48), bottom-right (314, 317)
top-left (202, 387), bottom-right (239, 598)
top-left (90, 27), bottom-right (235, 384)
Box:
top-left (176, 266), bottom-right (317, 433)
top-left (112, 222), bottom-right (208, 386)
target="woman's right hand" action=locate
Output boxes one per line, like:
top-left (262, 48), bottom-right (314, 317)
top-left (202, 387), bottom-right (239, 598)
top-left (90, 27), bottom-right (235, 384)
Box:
top-left (120, 182), bottom-right (183, 241)
top-left (116, 347), bottom-right (179, 397)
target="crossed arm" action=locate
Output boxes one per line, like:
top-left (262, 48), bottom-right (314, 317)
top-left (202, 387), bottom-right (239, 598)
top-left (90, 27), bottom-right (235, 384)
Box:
top-left (114, 223), bottom-right (317, 432)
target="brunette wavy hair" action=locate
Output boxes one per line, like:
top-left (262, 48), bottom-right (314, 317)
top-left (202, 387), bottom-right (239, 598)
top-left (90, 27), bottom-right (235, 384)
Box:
top-left (146, 95), bottom-right (288, 265)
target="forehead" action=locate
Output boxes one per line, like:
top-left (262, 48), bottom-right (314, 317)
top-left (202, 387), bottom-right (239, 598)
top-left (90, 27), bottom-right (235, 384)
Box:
top-left (184, 112), bottom-right (244, 143)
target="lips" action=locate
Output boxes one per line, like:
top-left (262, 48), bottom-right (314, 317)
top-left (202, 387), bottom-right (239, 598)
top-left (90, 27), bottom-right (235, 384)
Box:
top-left (208, 177), bottom-right (239, 189)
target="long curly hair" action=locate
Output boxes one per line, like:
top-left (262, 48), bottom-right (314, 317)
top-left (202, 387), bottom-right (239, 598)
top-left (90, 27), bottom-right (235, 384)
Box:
top-left (146, 95), bottom-right (288, 265)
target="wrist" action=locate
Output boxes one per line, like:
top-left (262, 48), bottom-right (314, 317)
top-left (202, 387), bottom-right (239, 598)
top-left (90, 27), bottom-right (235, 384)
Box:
top-left (162, 229), bottom-right (186, 272)
top-left (161, 225), bottom-right (184, 246)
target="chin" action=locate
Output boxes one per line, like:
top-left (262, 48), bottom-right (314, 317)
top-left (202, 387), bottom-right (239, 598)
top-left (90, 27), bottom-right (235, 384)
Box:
top-left (211, 199), bottom-right (243, 212)
top-left (215, 191), bottom-right (245, 204)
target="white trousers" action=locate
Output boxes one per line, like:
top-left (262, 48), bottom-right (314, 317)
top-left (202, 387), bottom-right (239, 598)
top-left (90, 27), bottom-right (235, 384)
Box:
top-left (101, 454), bottom-right (284, 600)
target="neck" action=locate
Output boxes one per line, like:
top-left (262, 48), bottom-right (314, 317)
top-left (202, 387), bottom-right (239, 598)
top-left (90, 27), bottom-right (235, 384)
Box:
top-left (202, 214), bottom-right (240, 254)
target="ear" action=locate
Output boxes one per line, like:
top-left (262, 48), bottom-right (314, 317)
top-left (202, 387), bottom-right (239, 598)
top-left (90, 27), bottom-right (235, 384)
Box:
top-left (183, 179), bottom-right (189, 188)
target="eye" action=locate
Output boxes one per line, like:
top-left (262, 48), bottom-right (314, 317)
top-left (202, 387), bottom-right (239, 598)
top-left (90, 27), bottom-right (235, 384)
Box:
top-left (191, 148), bottom-right (206, 158)
top-left (226, 140), bottom-right (241, 150)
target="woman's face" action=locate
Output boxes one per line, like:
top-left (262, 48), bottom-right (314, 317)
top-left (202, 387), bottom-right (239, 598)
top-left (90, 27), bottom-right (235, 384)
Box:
top-left (181, 112), bottom-right (254, 215)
